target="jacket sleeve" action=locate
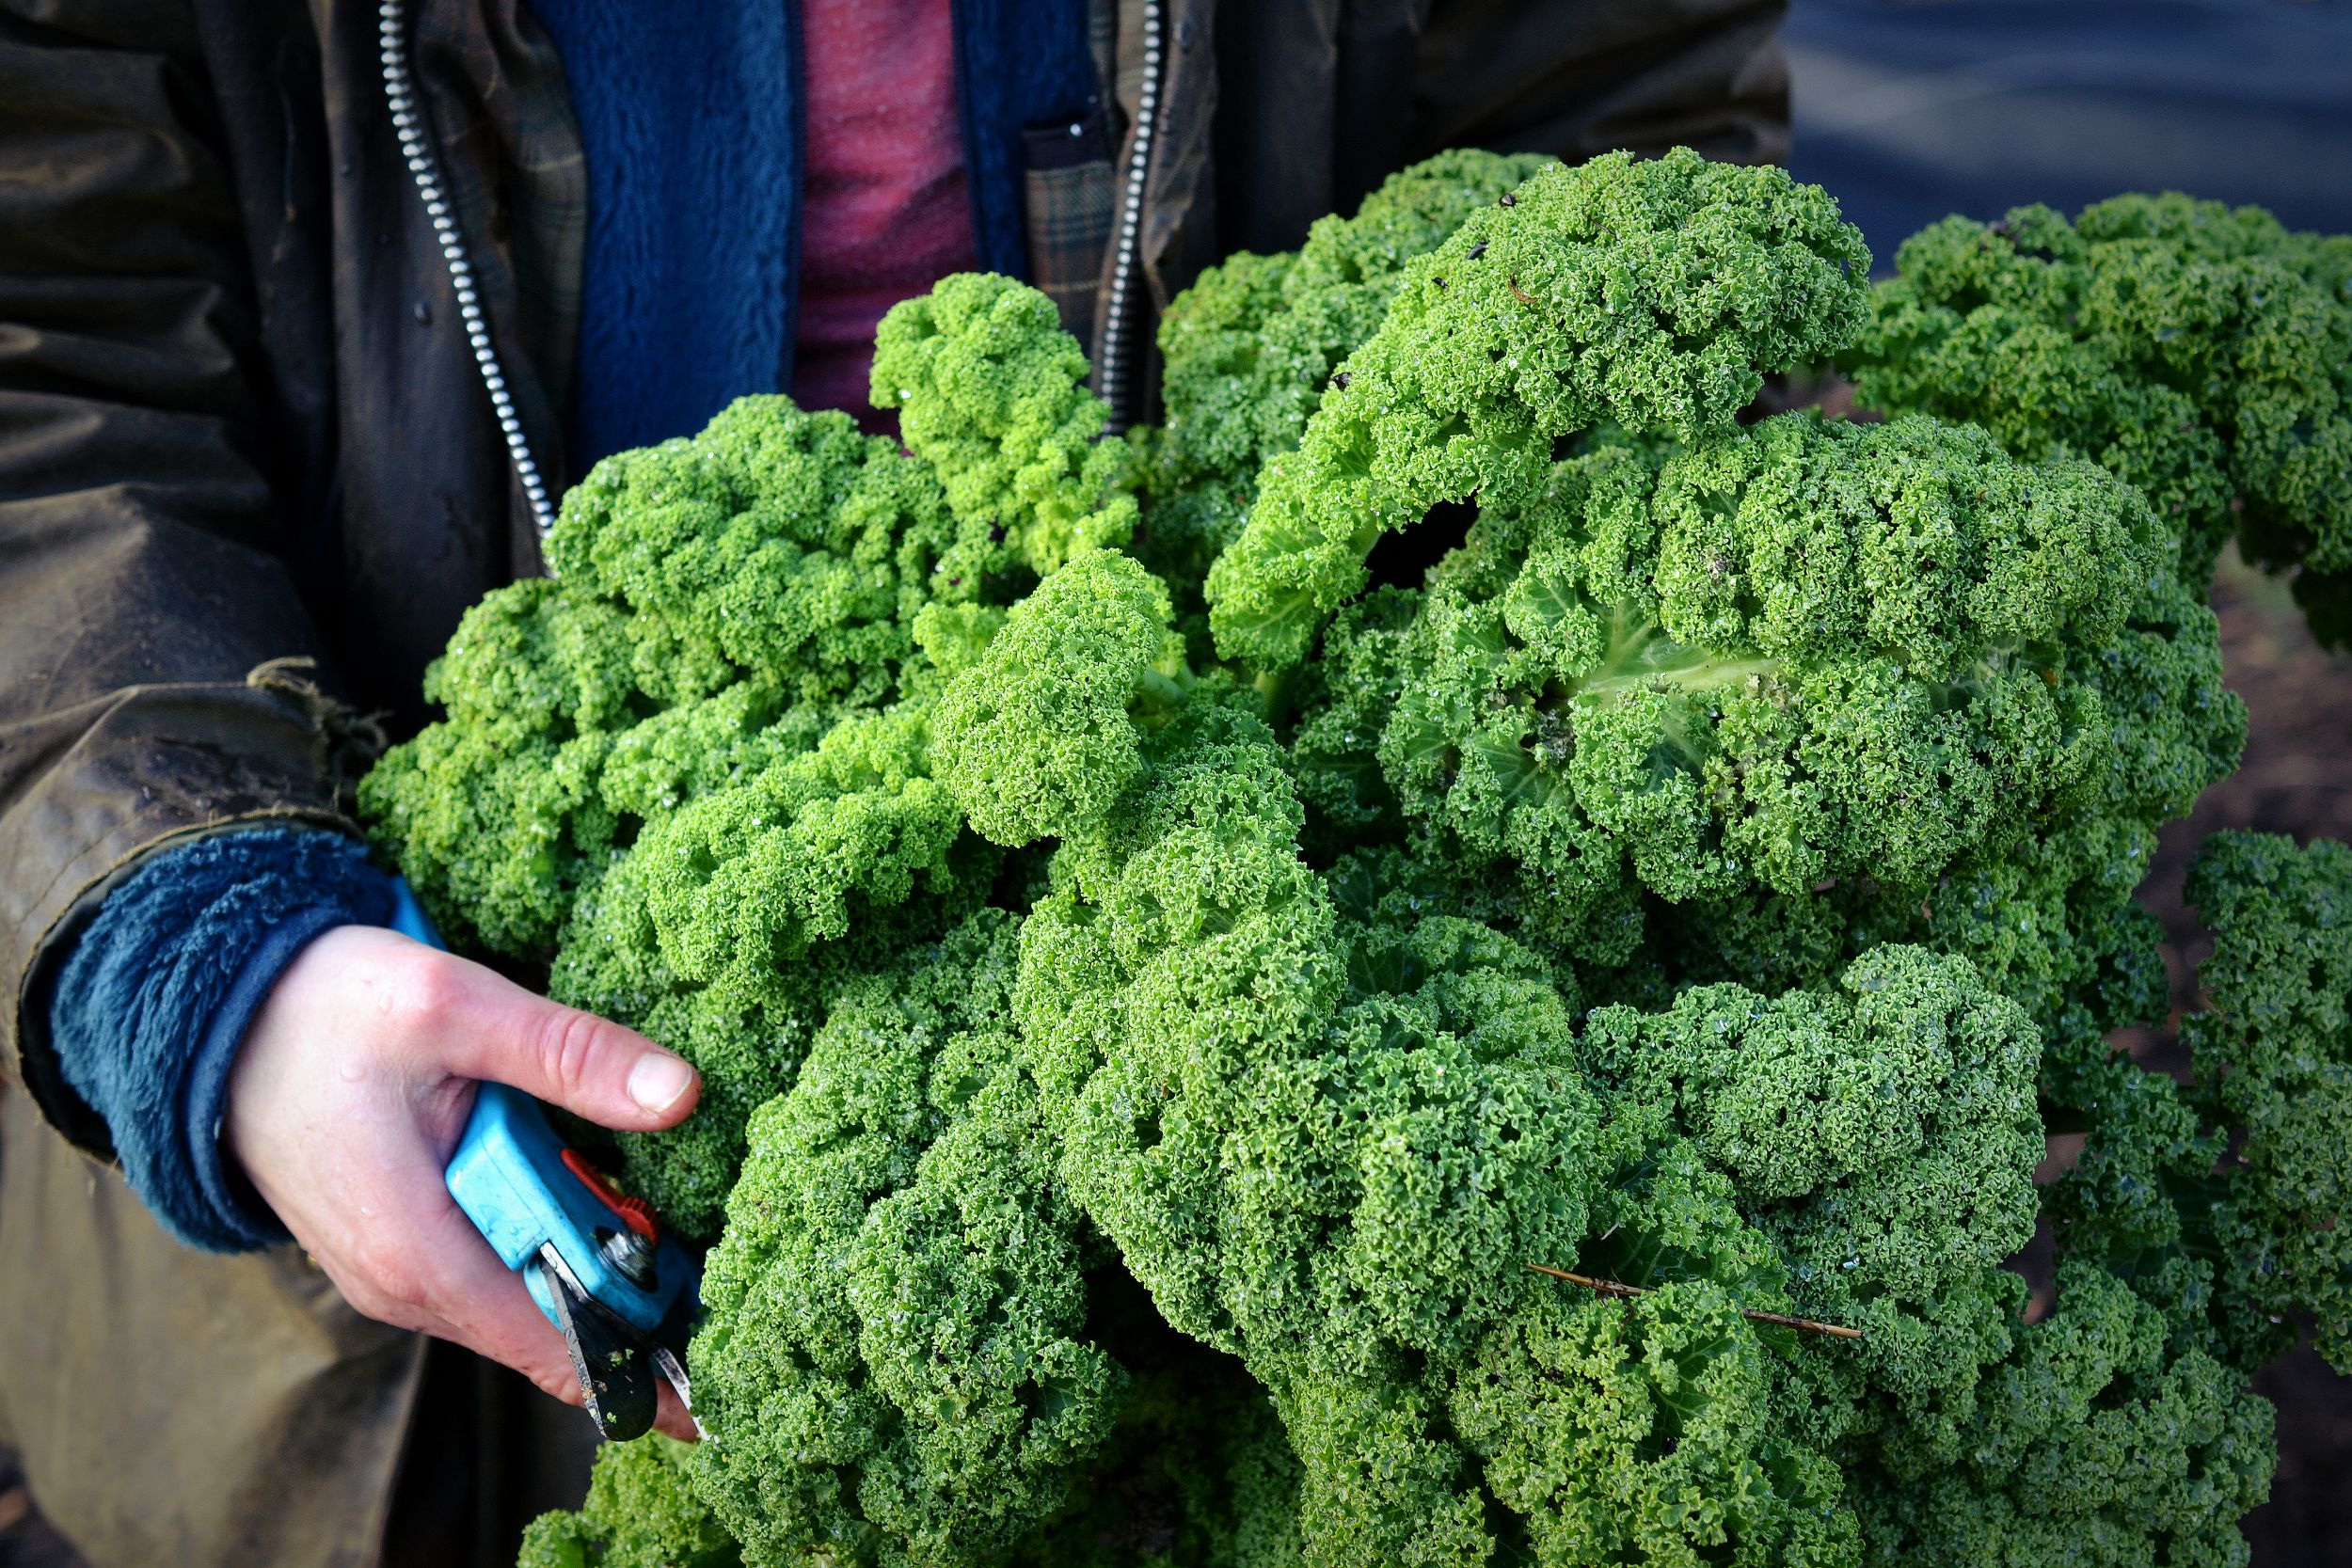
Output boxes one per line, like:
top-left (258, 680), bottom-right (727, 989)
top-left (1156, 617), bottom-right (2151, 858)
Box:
top-left (1412, 0), bottom-right (1791, 168)
top-left (0, 1), bottom-right (363, 1157)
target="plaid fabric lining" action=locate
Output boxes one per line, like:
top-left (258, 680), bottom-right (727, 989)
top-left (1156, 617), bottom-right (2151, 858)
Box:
top-left (1023, 113), bottom-right (1117, 352)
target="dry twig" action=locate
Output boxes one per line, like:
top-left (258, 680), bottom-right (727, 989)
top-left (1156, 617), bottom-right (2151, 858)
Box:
top-left (1525, 1262), bottom-right (1866, 1340)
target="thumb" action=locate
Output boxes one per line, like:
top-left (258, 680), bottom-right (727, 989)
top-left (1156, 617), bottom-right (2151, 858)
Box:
top-left (414, 947), bottom-right (701, 1132)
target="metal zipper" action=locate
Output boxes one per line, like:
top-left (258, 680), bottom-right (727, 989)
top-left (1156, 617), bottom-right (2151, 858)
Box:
top-left (377, 0), bottom-right (559, 545)
top-left (1095, 0), bottom-right (1163, 432)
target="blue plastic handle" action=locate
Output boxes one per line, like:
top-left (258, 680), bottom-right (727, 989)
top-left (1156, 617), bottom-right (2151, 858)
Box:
top-left (391, 882), bottom-right (698, 1338)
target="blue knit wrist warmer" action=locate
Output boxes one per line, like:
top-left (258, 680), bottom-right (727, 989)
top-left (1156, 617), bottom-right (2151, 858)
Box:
top-left (49, 827), bottom-right (399, 1252)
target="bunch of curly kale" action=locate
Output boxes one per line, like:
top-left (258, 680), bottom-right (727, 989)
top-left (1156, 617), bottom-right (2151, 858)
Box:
top-left (360, 147), bottom-right (2352, 1568)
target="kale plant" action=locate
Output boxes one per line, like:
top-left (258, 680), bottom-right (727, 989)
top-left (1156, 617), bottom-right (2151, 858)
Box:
top-left (358, 149), bottom-right (2352, 1568)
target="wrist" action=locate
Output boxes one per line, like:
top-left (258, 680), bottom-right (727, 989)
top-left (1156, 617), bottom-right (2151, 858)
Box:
top-left (199, 907), bottom-right (363, 1244)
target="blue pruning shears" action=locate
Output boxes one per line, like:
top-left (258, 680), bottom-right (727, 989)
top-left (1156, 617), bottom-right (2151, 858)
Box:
top-left (389, 882), bottom-right (703, 1442)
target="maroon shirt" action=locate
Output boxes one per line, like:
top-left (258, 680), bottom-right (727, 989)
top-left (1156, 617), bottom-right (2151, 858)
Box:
top-left (793, 0), bottom-right (980, 435)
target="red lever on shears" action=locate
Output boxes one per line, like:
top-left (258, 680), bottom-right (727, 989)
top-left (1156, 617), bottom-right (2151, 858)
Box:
top-left (560, 1148), bottom-right (660, 1244)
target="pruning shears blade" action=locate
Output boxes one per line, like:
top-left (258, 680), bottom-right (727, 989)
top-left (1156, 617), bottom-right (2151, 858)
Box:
top-left (533, 1242), bottom-right (661, 1441)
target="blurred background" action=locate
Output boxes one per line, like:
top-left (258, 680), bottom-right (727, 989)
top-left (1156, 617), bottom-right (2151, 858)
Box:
top-left (1783, 3), bottom-right (2352, 1562)
top-left (1784, 0), bottom-right (2352, 269)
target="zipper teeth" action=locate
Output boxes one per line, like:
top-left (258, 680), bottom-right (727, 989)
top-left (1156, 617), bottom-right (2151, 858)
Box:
top-left (376, 0), bottom-right (558, 546)
top-left (1096, 0), bottom-right (1163, 431)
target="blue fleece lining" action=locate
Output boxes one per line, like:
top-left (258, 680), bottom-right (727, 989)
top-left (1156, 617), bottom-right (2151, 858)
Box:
top-left (526, 0), bottom-right (804, 467)
top-left (50, 830), bottom-right (398, 1253)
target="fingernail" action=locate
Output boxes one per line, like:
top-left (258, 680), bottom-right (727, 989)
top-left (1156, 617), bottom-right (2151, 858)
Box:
top-left (628, 1052), bottom-right (694, 1113)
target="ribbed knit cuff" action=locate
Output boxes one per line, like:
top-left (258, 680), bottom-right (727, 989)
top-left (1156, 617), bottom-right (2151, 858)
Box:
top-left (48, 827), bottom-right (399, 1252)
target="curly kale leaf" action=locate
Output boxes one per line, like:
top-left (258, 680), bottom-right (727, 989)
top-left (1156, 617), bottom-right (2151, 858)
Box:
top-left (1208, 148), bottom-right (1870, 670)
top-left (691, 911), bottom-right (1126, 1568)
top-left (358, 580), bottom-right (644, 955)
top-left (1578, 942), bottom-right (2042, 1461)
top-left (619, 704), bottom-right (983, 1005)
top-left (997, 608), bottom-right (2040, 1562)
top-left (1342, 413), bottom-right (2165, 933)
top-left (873, 273), bottom-right (1140, 577)
top-left (1003, 1279), bottom-right (1303, 1568)
top-left (1011, 701), bottom-right (1609, 1564)
top-left (1329, 421), bottom-right (2239, 1103)
top-left (545, 693), bottom-right (1002, 1239)
top-left (2184, 832), bottom-right (2352, 1369)
top-left (2032, 832), bottom-right (2351, 1380)
top-left (362, 394), bottom-right (999, 956)
top-left (1453, 1280), bottom-right (1861, 1568)
top-left (1145, 150), bottom-right (1555, 593)
top-left (932, 549), bottom-right (1188, 847)
top-left (517, 1436), bottom-right (739, 1568)
top-left (1843, 192), bottom-right (2352, 626)
top-left (1845, 1263), bottom-right (2274, 1568)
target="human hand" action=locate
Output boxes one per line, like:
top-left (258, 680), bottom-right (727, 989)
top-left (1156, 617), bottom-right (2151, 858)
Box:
top-left (226, 925), bottom-right (703, 1440)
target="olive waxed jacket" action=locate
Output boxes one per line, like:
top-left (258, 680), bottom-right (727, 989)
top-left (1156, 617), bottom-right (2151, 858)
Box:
top-left (0, 1), bottom-right (1788, 1561)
